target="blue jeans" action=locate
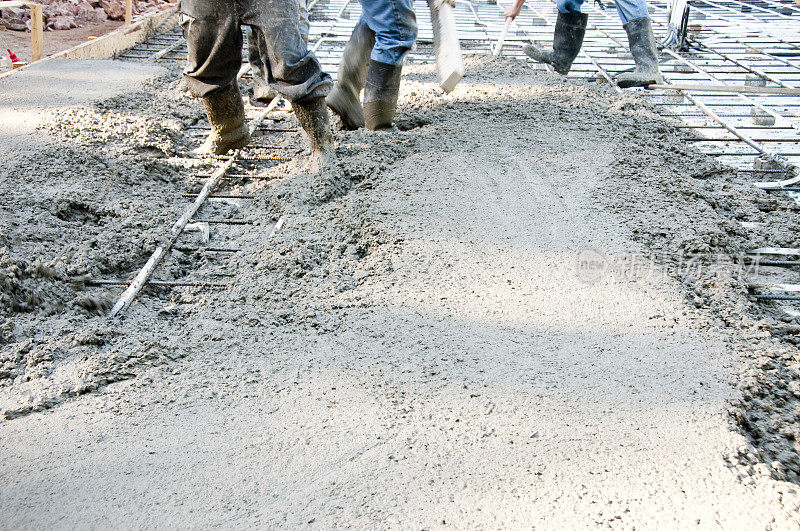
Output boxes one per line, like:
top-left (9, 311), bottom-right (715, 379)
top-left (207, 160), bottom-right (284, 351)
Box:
top-left (358, 0), bottom-right (417, 65)
top-left (557, 0), bottom-right (650, 24)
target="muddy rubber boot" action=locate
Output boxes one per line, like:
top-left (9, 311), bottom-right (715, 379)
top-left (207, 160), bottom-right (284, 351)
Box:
top-left (326, 22), bottom-right (375, 130)
top-left (363, 60), bottom-right (403, 130)
top-left (196, 83), bottom-right (250, 156)
top-left (293, 96), bottom-right (335, 172)
top-left (616, 17), bottom-right (665, 88)
top-left (522, 11), bottom-right (588, 75)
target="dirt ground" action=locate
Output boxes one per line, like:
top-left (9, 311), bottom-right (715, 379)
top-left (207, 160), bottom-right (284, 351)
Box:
top-left (1, 54), bottom-right (800, 526)
top-left (0, 20), bottom-right (124, 63)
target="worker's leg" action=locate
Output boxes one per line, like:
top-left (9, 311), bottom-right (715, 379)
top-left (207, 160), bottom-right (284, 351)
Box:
top-left (181, 0), bottom-right (243, 97)
top-left (242, 0), bottom-right (333, 169)
top-left (242, 0), bottom-right (330, 103)
top-left (613, 0), bottom-right (650, 24)
top-left (358, 0), bottom-right (418, 129)
top-left (558, 0), bottom-right (586, 13)
top-left (247, 27), bottom-right (277, 104)
top-left (613, 0), bottom-right (664, 87)
top-left (181, 0), bottom-right (249, 155)
top-left (326, 22), bottom-right (376, 130)
top-left (359, 0), bottom-right (417, 66)
top-left (249, 1), bottom-right (308, 105)
top-left (522, 0), bottom-right (588, 75)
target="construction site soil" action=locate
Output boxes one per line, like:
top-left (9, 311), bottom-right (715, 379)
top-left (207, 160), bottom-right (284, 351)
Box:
top-left (1, 20), bottom-right (124, 63)
top-left (1, 56), bottom-right (800, 525)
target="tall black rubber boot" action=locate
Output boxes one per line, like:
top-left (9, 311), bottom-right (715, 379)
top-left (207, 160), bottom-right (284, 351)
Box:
top-left (522, 11), bottom-right (588, 75)
top-left (363, 60), bottom-right (403, 131)
top-left (616, 17), bottom-right (665, 88)
top-left (293, 96), bottom-right (335, 172)
top-left (326, 22), bottom-right (376, 130)
top-left (196, 82), bottom-right (250, 156)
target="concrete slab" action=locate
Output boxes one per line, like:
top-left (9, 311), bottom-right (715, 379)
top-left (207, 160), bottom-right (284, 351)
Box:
top-left (0, 59), bottom-right (166, 156)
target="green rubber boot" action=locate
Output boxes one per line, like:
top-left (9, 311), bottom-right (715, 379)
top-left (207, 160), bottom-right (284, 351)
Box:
top-left (326, 22), bottom-right (375, 129)
top-left (196, 83), bottom-right (250, 156)
top-left (363, 60), bottom-right (403, 131)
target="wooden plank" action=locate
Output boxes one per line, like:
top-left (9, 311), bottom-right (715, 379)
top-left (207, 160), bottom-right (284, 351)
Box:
top-left (748, 248), bottom-right (800, 257)
top-left (493, 18), bottom-right (511, 57)
top-left (29, 2), bottom-right (42, 62)
top-left (749, 283), bottom-right (800, 292)
top-left (50, 6), bottom-right (178, 60)
top-left (0, 2), bottom-right (43, 62)
top-left (125, 0), bottom-right (133, 25)
top-left (0, 6), bottom-right (179, 80)
top-left (648, 83), bottom-right (800, 95)
top-left (427, 0), bottom-right (464, 93)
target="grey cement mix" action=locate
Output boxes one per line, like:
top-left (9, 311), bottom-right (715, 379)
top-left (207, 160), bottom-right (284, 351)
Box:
top-left (0, 56), bottom-right (799, 526)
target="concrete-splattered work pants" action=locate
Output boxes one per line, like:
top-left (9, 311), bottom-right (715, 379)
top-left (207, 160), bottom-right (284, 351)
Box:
top-left (247, 0), bottom-right (308, 96)
top-left (180, 0), bottom-right (331, 102)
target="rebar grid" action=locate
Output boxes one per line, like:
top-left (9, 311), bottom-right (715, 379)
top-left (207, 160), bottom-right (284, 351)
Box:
top-left (111, 0), bottom-right (799, 309)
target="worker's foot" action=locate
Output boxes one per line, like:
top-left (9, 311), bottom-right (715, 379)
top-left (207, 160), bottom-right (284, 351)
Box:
top-left (308, 145), bottom-right (336, 174)
top-left (363, 60), bottom-right (403, 131)
top-left (326, 22), bottom-right (375, 129)
top-left (293, 96), bottom-right (335, 173)
top-left (522, 44), bottom-right (559, 70)
top-left (327, 85), bottom-right (365, 130)
top-left (616, 17), bottom-right (665, 88)
top-left (522, 11), bottom-right (588, 75)
top-left (195, 83), bottom-right (250, 156)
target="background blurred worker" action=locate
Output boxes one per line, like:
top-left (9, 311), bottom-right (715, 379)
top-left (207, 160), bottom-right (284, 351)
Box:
top-left (505, 0), bottom-right (664, 87)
